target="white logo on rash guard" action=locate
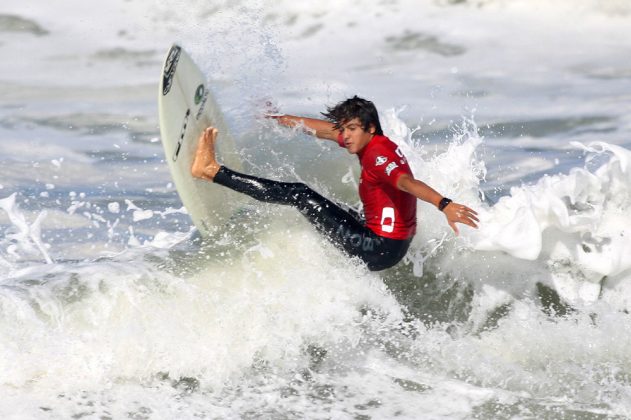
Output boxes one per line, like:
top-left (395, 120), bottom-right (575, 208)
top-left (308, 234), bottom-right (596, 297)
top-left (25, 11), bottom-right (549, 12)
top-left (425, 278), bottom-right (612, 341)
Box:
top-left (385, 162), bottom-right (398, 176)
top-left (375, 156), bottom-right (388, 166)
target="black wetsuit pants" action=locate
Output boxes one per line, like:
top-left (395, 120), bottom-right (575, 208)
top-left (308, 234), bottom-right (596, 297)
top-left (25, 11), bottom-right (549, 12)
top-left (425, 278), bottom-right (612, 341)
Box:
top-left (214, 166), bottom-right (411, 271)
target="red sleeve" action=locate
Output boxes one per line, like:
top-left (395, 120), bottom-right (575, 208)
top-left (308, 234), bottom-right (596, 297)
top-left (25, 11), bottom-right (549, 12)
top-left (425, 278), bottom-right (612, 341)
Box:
top-left (364, 145), bottom-right (407, 188)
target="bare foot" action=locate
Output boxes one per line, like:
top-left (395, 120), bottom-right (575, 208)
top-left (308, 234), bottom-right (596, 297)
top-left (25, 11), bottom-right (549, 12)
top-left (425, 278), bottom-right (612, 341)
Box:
top-left (191, 127), bottom-right (221, 181)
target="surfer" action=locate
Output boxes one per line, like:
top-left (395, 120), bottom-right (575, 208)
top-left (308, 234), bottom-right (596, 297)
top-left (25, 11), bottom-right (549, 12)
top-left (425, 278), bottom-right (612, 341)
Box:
top-left (191, 96), bottom-right (478, 271)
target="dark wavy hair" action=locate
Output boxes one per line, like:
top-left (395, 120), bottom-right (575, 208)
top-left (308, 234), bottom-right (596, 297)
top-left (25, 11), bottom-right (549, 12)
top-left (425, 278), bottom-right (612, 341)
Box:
top-left (321, 96), bottom-right (383, 135)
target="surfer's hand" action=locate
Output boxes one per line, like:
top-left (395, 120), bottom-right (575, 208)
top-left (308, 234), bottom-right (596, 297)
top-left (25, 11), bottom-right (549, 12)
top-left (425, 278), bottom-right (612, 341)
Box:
top-left (267, 115), bottom-right (302, 131)
top-left (442, 202), bottom-right (479, 235)
top-left (267, 114), bottom-right (289, 124)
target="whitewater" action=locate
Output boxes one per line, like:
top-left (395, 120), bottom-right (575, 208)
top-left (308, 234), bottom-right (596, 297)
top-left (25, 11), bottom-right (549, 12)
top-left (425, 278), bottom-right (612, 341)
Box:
top-left (2, 0), bottom-right (631, 418)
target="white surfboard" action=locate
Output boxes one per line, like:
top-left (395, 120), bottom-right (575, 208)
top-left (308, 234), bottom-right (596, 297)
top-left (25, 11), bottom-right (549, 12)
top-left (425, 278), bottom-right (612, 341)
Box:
top-left (158, 44), bottom-right (244, 236)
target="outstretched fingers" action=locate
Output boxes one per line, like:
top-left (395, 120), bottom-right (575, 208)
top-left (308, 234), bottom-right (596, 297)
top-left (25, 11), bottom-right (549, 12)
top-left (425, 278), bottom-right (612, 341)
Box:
top-left (457, 205), bottom-right (479, 226)
top-left (445, 202), bottom-right (480, 234)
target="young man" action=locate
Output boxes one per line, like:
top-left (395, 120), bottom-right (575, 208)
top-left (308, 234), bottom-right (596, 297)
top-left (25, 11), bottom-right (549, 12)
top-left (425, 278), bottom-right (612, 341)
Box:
top-left (191, 96), bottom-right (478, 271)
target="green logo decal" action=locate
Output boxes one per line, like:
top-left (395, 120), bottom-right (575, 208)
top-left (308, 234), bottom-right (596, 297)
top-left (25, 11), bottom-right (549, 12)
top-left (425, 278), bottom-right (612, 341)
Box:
top-left (194, 84), bottom-right (205, 105)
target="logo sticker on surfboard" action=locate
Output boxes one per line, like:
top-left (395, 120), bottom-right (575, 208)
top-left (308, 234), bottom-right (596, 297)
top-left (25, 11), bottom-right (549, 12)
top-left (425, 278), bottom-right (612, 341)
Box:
top-left (194, 84), bottom-right (209, 120)
top-left (162, 45), bottom-right (181, 96)
top-left (194, 85), bottom-right (205, 105)
top-left (173, 108), bottom-right (190, 161)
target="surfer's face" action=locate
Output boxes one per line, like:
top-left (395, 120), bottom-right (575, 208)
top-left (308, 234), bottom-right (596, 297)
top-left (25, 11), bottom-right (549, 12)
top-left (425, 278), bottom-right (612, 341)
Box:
top-left (339, 118), bottom-right (375, 154)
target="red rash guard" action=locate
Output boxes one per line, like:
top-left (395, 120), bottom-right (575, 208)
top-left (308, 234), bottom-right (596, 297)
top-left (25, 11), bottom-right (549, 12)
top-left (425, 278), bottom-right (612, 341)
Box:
top-left (338, 134), bottom-right (417, 240)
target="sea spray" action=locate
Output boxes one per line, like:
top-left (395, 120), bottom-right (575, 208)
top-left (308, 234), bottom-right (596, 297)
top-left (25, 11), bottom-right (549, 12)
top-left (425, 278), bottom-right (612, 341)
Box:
top-left (379, 109), bottom-right (631, 321)
top-left (382, 108), bottom-right (486, 277)
top-left (0, 193), bottom-right (53, 265)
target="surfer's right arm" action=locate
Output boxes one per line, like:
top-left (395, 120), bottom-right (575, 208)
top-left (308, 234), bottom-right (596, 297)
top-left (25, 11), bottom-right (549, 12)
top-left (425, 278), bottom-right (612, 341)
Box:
top-left (269, 115), bottom-right (339, 142)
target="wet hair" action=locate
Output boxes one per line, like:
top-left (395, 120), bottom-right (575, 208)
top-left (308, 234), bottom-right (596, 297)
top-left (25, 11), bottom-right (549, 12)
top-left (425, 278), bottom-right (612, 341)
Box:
top-left (321, 96), bottom-right (383, 135)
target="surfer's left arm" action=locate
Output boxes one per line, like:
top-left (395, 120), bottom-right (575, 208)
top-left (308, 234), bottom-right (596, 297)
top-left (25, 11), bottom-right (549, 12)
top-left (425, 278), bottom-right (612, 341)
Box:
top-left (396, 173), bottom-right (479, 235)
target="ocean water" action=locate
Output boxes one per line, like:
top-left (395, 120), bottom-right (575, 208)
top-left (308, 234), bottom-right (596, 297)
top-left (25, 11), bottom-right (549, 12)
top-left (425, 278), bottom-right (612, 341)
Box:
top-left (2, 0), bottom-right (631, 418)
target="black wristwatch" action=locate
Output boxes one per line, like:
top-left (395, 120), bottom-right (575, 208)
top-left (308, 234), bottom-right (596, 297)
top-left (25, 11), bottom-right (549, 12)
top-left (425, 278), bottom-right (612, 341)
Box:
top-left (438, 197), bottom-right (452, 211)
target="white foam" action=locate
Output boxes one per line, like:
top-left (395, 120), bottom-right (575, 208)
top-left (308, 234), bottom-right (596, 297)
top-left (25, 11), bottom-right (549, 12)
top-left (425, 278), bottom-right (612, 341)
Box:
top-left (464, 141), bottom-right (631, 304)
top-left (2, 117), bottom-right (631, 416)
top-left (0, 193), bottom-right (53, 265)
top-left (381, 110), bottom-right (631, 309)
top-left (0, 222), bottom-right (398, 394)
